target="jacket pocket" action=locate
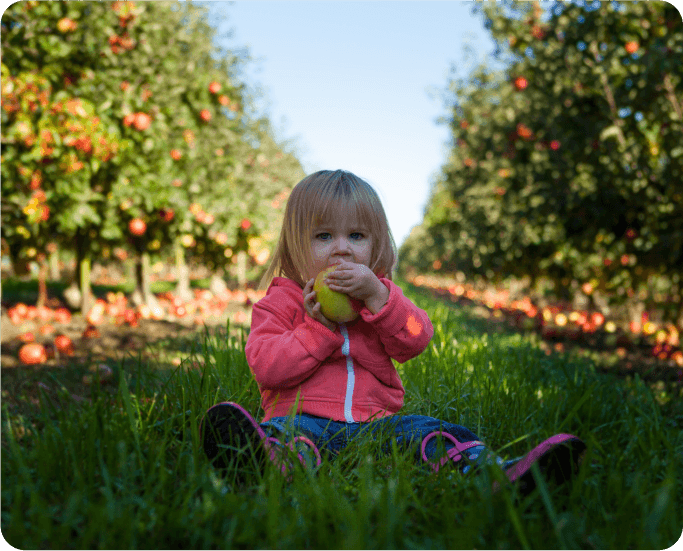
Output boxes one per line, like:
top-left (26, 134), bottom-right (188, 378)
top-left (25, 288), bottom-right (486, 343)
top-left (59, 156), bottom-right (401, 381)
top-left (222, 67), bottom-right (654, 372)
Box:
top-left (359, 357), bottom-right (398, 388)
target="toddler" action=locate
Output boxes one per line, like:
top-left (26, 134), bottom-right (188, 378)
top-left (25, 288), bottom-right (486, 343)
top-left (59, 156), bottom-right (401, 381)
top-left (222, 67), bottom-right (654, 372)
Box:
top-left (201, 169), bottom-right (585, 494)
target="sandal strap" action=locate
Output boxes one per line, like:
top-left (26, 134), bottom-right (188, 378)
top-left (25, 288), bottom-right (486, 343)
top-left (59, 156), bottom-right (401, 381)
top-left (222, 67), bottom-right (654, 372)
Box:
top-left (421, 431), bottom-right (485, 473)
top-left (287, 435), bottom-right (322, 467)
top-left (268, 435), bottom-right (323, 477)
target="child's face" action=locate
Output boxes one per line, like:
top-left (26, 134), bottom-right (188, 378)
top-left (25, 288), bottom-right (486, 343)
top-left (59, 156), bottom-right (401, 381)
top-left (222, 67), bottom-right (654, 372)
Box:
top-left (308, 212), bottom-right (373, 280)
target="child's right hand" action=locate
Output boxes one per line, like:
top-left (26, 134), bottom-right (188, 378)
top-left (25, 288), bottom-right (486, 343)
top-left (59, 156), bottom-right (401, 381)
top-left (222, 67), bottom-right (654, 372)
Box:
top-left (303, 278), bottom-right (336, 332)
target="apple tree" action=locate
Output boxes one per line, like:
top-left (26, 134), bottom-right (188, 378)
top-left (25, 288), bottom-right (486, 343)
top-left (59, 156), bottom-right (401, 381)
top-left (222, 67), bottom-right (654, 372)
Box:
top-left (403, 0), bottom-right (683, 325)
top-left (1, 1), bottom-right (126, 307)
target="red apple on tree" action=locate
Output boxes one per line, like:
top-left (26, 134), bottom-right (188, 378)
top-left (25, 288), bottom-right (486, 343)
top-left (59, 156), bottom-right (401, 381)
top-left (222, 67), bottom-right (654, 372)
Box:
top-left (39, 324), bottom-right (55, 335)
top-left (531, 25), bottom-right (545, 40)
top-left (200, 109), bottom-right (211, 122)
top-left (209, 81), bottom-right (221, 94)
top-left (159, 208), bottom-right (175, 222)
top-left (514, 76), bottom-right (528, 90)
top-left (517, 123), bottom-right (533, 140)
top-left (170, 149), bottom-right (182, 160)
top-left (129, 218), bottom-right (147, 236)
top-left (57, 17), bottom-right (77, 33)
top-left (625, 41), bottom-right (639, 54)
top-left (133, 112), bottom-right (151, 131)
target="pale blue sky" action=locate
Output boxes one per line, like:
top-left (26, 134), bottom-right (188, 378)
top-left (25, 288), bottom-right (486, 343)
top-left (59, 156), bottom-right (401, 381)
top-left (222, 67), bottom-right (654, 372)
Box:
top-left (203, 1), bottom-right (498, 248)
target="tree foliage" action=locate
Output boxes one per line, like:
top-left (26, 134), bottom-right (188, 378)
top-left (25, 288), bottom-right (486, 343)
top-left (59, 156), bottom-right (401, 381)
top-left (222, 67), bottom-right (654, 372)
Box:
top-left (1, 1), bottom-right (304, 298)
top-left (401, 0), bottom-right (683, 322)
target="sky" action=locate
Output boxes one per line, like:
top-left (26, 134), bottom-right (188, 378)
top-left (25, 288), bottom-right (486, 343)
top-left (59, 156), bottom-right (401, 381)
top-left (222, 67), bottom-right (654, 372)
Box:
top-left (202, 1), bottom-right (499, 249)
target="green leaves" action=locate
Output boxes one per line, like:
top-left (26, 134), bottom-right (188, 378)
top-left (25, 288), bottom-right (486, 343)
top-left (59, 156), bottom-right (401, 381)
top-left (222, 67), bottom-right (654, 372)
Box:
top-left (2, 0), bottom-right (304, 279)
top-left (404, 0), bottom-right (683, 319)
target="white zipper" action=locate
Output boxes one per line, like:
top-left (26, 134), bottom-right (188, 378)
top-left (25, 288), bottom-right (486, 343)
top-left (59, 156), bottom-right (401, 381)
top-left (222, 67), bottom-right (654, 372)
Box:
top-left (339, 323), bottom-right (355, 423)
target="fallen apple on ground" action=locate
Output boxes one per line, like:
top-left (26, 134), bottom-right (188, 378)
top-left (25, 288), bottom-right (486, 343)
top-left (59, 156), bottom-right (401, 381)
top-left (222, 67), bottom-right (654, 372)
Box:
top-left (18, 343), bottom-right (47, 365)
top-left (313, 265), bottom-right (359, 324)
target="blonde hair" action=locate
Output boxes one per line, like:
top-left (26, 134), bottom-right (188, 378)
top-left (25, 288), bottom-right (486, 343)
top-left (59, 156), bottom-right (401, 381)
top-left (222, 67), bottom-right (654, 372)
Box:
top-left (258, 169), bottom-right (398, 290)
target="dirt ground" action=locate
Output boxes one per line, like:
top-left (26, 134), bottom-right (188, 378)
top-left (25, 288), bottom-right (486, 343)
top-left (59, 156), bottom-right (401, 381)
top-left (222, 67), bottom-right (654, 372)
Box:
top-left (0, 291), bottom-right (252, 416)
top-left (1, 307), bottom-right (240, 369)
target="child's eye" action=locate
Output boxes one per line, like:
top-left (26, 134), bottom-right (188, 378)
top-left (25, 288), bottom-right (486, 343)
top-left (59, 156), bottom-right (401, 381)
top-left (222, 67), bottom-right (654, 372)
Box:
top-left (316, 232), bottom-right (365, 239)
top-left (316, 232), bottom-right (331, 240)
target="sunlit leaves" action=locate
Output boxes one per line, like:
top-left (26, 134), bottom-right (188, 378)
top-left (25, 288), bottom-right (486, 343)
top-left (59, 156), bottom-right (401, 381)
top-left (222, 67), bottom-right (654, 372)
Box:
top-left (403, 0), bottom-right (683, 320)
top-left (1, 0), bottom-right (304, 277)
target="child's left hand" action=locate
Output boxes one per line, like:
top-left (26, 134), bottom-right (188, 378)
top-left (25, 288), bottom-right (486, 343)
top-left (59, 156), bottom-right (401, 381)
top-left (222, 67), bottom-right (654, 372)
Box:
top-left (324, 262), bottom-right (389, 309)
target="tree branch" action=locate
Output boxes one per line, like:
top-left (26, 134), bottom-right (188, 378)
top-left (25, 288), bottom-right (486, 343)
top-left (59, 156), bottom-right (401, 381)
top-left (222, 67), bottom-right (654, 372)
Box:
top-left (663, 73), bottom-right (682, 121)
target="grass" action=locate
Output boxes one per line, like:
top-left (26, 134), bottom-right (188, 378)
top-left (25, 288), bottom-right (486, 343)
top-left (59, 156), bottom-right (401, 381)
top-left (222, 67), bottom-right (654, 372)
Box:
top-left (2, 276), bottom-right (682, 549)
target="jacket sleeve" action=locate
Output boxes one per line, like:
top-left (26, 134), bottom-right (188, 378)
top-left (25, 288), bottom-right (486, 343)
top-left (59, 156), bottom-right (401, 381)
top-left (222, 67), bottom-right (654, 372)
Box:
top-left (357, 279), bottom-right (434, 363)
top-left (245, 290), bottom-right (344, 390)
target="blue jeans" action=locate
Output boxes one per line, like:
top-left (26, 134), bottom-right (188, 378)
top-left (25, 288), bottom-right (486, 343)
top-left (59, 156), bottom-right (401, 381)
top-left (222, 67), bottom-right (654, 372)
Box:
top-left (261, 413), bottom-right (481, 464)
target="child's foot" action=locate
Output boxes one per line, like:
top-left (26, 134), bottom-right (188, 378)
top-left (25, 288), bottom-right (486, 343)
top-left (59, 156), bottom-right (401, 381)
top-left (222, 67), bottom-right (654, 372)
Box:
top-left (200, 402), bottom-right (322, 478)
top-left (421, 431), bottom-right (586, 495)
top-left (494, 433), bottom-right (587, 496)
top-left (421, 431), bottom-right (491, 474)
top-left (200, 402), bottom-right (270, 473)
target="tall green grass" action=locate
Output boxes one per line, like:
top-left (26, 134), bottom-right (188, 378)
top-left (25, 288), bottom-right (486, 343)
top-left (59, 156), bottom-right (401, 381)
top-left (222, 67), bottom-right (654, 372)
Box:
top-left (2, 277), bottom-right (682, 548)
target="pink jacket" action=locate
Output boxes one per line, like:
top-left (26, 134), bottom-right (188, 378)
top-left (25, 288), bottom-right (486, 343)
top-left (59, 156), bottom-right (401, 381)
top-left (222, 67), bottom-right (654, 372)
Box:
top-left (245, 276), bottom-right (434, 423)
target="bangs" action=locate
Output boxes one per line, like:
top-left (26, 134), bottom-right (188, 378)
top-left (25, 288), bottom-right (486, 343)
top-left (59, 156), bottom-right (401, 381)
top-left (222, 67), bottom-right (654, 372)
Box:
top-left (312, 180), bottom-right (373, 230)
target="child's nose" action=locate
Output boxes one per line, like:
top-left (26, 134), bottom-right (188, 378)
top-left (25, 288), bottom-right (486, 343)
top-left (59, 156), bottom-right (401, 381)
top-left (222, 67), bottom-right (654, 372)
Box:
top-left (332, 237), bottom-right (352, 252)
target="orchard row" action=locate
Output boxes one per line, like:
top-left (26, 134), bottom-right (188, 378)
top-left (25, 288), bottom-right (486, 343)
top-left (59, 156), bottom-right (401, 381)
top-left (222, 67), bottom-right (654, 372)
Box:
top-left (400, 1), bottom-right (683, 327)
top-left (1, 1), bottom-right (305, 312)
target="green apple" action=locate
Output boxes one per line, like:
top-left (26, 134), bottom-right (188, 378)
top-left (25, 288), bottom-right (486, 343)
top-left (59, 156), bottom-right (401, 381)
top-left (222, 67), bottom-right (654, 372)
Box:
top-left (313, 265), bottom-right (359, 323)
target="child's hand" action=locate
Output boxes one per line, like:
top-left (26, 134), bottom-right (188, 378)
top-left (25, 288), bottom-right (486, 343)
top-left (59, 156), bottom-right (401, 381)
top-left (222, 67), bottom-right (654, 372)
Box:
top-left (324, 262), bottom-right (389, 313)
top-left (303, 278), bottom-right (336, 331)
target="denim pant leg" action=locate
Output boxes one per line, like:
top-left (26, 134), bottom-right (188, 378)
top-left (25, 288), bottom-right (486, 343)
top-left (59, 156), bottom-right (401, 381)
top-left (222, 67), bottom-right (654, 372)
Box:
top-left (358, 414), bottom-right (481, 462)
top-left (261, 413), bottom-right (482, 469)
top-left (261, 414), bottom-right (353, 458)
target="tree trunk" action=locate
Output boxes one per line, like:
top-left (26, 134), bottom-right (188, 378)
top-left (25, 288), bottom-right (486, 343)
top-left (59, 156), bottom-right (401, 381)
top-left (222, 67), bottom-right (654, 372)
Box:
top-left (79, 256), bottom-right (94, 315)
top-left (37, 257), bottom-right (48, 308)
top-left (209, 272), bottom-right (228, 296)
top-left (11, 258), bottom-right (30, 278)
top-left (142, 252), bottom-right (154, 305)
top-left (75, 231), bottom-right (94, 315)
top-left (125, 257), bottom-right (136, 285)
top-left (174, 239), bottom-right (193, 302)
top-left (49, 248), bottom-right (60, 281)
top-left (236, 250), bottom-right (247, 290)
top-left (131, 251), bottom-right (159, 308)
top-left (627, 300), bottom-right (645, 335)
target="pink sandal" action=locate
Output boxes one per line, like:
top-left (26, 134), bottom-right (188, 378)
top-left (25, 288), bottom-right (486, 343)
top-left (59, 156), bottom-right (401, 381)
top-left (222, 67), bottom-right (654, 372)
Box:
top-left (421, 431), bottom-right (586, 495)
top-left (421, 431), bottom-right (488, 473)
top-left (492, 433), bottom-right (586, 495)
top-left (200, 402), bottom-right (321, 479)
